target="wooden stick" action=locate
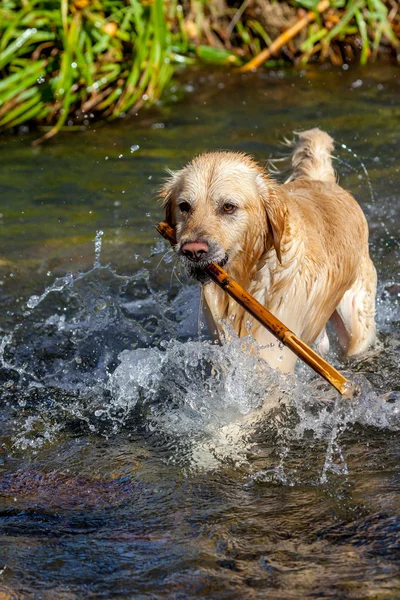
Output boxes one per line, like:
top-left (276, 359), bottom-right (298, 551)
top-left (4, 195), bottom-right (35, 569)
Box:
top-left (156, 221), bottom-right (356, 398)
top-left (238, 0), bottom-right (330, 73)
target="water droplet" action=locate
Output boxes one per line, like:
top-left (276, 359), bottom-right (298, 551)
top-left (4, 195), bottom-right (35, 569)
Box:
top-left (27, 295), bottom-right (40, 309)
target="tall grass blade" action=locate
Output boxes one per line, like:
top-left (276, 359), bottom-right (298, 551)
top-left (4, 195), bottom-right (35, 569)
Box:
top-left (0, 0), bottom-right (398, 139)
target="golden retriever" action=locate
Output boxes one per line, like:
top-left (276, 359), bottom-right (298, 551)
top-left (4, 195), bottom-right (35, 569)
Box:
top-left (161, 129), bottom-right (377, 373)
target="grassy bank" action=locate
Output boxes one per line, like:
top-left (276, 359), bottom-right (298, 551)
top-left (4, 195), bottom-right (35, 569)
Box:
top-left (0, 0), bottom-right (399, 142)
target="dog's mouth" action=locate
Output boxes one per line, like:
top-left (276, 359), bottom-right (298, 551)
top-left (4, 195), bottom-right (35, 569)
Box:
top-left (181, 252), bottom-right (229, 268)
top-left (218, 254), bottom-right (229, 268)
top-left (179, 251), bottom-right (229, 283)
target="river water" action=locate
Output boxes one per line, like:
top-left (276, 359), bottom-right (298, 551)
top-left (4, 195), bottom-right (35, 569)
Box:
top-left (0, 65), bottom-right (399, 599)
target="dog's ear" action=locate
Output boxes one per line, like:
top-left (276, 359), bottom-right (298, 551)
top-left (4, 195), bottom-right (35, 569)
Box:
top-left (159, 169), bottom-right (181, 227)
top-left (256, 173), bottom-right (286, 264)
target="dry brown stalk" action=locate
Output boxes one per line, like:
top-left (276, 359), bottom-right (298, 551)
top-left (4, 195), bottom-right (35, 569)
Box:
top-left (239, 0), bottom-right (331, 72)
top-left (156, 221), bottom-right (356, 398)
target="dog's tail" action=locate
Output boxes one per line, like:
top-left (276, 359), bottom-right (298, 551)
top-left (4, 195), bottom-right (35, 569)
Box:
top-left (286, 128), bottom-right (336, 183)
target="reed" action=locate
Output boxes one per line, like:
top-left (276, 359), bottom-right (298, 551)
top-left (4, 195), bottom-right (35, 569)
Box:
top-left (0, 0), bottom-right (398, 140)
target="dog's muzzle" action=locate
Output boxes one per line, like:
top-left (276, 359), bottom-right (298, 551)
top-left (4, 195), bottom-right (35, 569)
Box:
top-left (179, 240), bottom-right (229, 281)
top-left (179, 239), bottom-right (227, 267)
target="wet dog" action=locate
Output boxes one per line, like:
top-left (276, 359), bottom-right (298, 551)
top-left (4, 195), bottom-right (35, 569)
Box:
top-left (161, 129), bottom-right (377, 372)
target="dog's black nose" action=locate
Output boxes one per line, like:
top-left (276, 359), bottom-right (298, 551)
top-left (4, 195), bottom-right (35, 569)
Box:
top-left (181, 241), bottom-right (209, 261)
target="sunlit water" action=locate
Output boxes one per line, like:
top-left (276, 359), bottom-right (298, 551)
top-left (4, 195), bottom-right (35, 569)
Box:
top-left (0, 65), bottom-right (399, 598)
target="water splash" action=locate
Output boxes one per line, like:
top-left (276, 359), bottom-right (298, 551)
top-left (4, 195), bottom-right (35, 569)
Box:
top-left (340, 143), bottom-right (375, 204)
top-left (320, 399), bottom-right (349, 483)
top-left (25, 272), bottom-right (75, 311)
top-left (0, 235), bottom-right (399, 477)
top-left (337, 143), bottom-right (392, 240)
top-left (94, 229), bottom-right (104, 268)
top-left (0, 332), bottom-right (39, 383)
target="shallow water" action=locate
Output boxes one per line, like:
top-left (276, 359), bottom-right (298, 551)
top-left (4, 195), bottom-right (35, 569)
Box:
top-left (0, 64), bottom-right (399, 599)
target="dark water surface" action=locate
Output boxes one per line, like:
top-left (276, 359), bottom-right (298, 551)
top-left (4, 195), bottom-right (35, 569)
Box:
top-left (0, 65), bottom-right (399, 599)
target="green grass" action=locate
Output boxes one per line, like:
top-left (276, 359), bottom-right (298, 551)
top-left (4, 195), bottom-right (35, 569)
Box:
top-left (0, 0), bottom-right (398, 141)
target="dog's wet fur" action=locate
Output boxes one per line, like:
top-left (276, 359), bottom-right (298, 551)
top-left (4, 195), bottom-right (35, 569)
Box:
top-left (161, 129), bottom-right (377, 372)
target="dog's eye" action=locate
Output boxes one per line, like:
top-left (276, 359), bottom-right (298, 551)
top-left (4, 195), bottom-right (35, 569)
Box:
top-left (223, 203), bottom-right (236, 214)
top-left (179, 201), bottom-right (191, 213)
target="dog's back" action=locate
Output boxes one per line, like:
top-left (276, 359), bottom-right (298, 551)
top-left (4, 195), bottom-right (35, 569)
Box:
top-left (282, 128), bottom-right (377, 360)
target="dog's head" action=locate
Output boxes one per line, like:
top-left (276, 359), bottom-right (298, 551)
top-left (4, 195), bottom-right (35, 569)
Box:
top-left (160, 152), bottom-right (285, 274)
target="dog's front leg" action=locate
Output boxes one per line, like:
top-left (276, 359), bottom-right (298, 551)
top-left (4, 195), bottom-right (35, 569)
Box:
top-left (201, 286), bottom-right (222, 343)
